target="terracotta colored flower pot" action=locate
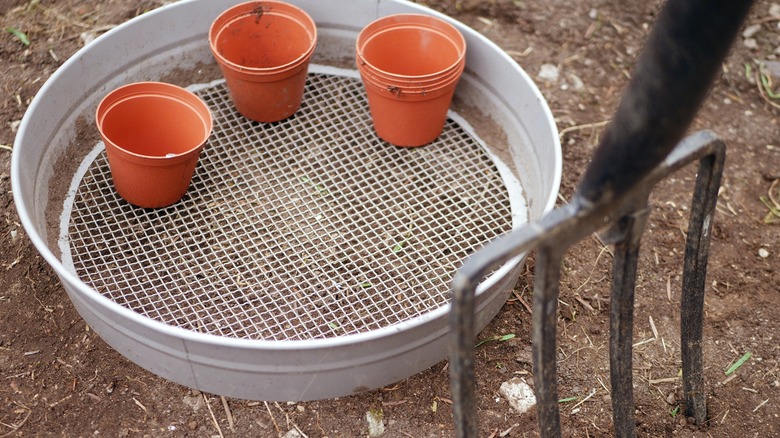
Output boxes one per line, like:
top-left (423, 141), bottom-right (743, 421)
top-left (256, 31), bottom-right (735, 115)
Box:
top-left (96, 82), bottom-right (213, 208)
top-left (360, 62), bottom-right (465, 147)
top-left (356, 14), bottom-right (466, 147)
top-left (209, 1), bottom-right (317, 122)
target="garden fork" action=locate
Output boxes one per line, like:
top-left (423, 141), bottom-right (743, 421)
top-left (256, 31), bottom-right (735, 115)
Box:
top-left (449, 0), bottom-right (756, 436)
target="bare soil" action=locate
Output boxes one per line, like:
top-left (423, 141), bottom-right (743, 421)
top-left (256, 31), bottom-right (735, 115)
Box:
top-left (2, 0), bottom-right (779, 437)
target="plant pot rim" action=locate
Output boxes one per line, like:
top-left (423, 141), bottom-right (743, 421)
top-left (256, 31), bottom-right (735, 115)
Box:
top-left (357, 57), bottom-right (464, 85)
top-left (96, 81), bottom-right (213, 162)
top-left (209, 0), bottom-right (317, 75)
top-left (357, 59), bottom-right (465, 89)
top-left (358, 62), bottom-right (465, 99)
top-left (356, 13), bottom-right (466, 82)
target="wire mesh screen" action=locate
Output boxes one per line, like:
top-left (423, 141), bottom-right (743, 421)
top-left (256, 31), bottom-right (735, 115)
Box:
top-left (66, 71), bottom-right (515, 341)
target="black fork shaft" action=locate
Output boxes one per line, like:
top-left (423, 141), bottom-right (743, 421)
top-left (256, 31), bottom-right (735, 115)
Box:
top-left (576, 0), bottom-right (754, 205)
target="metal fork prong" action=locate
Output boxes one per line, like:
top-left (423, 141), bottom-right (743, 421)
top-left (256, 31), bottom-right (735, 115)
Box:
top-left (451, 208), bottom-right (581, 438)
top-left (681, 140), bottom-right (726, 423)
top-left (609, 208), bottom-right (650, 438)
top-left (450, 272), bottom-right (478, 438)
top-left (532, 246), bottom-right (565, 437)
top-left (450, 130), bottom-right (726, 437)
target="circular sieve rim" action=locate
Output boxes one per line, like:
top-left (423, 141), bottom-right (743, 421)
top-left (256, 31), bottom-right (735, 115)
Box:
top-left (11, 0), bottom-right (561, 361)
top-left (11, 0), bottom-right (561, 401)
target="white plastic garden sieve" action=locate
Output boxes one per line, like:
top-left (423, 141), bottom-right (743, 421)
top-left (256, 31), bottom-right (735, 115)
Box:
top-left (12, 0), bottom-right (560, 401)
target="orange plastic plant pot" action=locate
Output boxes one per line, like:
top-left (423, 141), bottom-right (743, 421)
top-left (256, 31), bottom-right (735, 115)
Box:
top-left (360, 74), bottom-right (461, 147)
top-left (96, 82), bottom-right (213, 208)
top-left (356, 13), bottom-right (466, 147)
top-left (209, 1), bottom-right (317, 122)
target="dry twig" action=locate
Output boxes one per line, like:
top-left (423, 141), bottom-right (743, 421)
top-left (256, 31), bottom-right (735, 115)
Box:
top-left (511, 289), bottom-right (532, 314)
top-left (220, 396), bottom-right (235, 432)
top-left (264, 401), bottom-right (281, 434)
top-left (558, 120), bottom-right (611, 138)
top-left (569, 388), bottom-right (597, 413)
top-left (0, 405), bottom-right (31, 437)
top-left (753, 399), bottom-right (769, 412)
top-left (203, 394), bottom-right (224, 438)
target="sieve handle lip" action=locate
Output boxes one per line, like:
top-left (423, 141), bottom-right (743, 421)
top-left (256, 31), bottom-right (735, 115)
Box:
top-left (574, 0), bottom-right (756, 205)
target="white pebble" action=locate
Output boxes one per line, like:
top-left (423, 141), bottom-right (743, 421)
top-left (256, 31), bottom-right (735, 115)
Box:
top-left (283, 429), bottom-right (303, 438)
top-left (758, 248), bottom-right (770, 258)
top-left (567, 73), bottom-right (585, 91)
top-left (770, 3), bottom-right (780, 18)
top-left (742, 23), bottom-right (762, 39)
top-left (537, 64), bottom-right (560, 82)
top-left (80, 31), bottom-right (97, 46)
top-left (366, 410), bottom-right (385, 437)
top-left (499, 377), bottom-right (537, 414)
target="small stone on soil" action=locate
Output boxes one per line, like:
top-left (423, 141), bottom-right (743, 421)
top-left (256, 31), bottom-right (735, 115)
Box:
top-left (499, 377), bottom-right (537, 414)
top-left (366, 409), bottom-right (385, 437)
top-left (538, 64), bottom-right (560, 82)
top-left (743, 24), bottom-right (763, 39)
top-left (182, 394), bottom-right (204, 412)
top-left (283, 429), bottom-right (303, 438)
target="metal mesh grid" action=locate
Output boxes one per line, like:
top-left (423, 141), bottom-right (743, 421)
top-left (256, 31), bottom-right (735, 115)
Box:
top-left (66, 71), bottom-right (515, 341)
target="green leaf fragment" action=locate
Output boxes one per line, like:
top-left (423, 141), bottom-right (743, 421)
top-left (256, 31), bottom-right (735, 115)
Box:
top-left (300, 176), bottom-right (329, 196)
top-left (725, 352), bottom-right (752, 376)
top-left (474, 333), bottom-right (516, 348)
top-left (760, 72), bottom-right (780, 99)
top-left (5, 27), bottom-right (30, 46)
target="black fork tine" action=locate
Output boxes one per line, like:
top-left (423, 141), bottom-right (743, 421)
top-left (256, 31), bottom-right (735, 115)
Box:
top-left (450, 206), bottom-right (585, 438)
top-left (532, 245), bottom-right (564, 437)
top-left (449, 270), bottom-right (478, 437)
top-left (606, 207), bottom-right (650, 438)
top-left (681, 138), bottom-right (726, 423)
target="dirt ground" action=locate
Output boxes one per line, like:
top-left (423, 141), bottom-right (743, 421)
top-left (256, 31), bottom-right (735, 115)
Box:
top-left (1, 0), bottom-right (779, 436)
